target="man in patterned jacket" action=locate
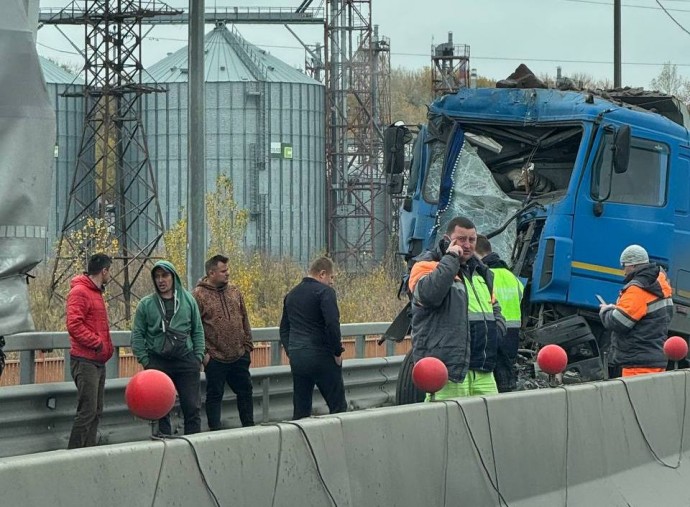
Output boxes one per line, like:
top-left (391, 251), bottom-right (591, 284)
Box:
top-left (193, 255), bottom-right (254, 429)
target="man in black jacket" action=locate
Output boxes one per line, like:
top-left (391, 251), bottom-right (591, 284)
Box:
top-left (280, 257), bottom-right (347, 419)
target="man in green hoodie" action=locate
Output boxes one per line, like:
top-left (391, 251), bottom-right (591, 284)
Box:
top-left (131, 261), bottom-right (205, 435)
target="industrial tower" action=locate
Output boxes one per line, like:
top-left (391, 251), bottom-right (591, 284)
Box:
top-left (45, 0), bottom-right (179, 326)
top-left (43, 0), bottom-right (389, 288)
top-left (323, 0), bottom-right (392, 268)
top-left (431, 32), bottom-right (470, 97)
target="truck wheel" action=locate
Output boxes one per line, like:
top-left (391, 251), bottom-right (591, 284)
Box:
top-left (395, 349), bottom-right (426, 405)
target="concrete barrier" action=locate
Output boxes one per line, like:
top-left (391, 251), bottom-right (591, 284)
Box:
top-left (1, 371), bottom-right (689, 506)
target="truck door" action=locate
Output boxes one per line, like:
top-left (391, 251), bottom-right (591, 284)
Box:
top-left (670, 149), bottom-right (690, 335)
top-left (398, 129), bottom-right (446, 258)
top-left (571, 125), bottom-right (672, 307)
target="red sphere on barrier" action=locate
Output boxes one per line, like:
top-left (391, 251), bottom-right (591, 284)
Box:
top-left (537, 344), bottom-right (568, 375)
top-left (412, 357), bottom-right (448, 393)
top-left (125, 370), bottom-right (177, 420)
top-left (664, 336), bottom-right (688, 362)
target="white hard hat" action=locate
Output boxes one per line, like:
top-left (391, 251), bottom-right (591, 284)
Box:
top-left (620, 244), bottom-right (649, 267)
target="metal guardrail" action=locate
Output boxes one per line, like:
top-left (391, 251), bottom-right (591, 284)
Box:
top-left (0, 356), bottom-right (403, 459)
top-left (3, 322), bottom-right (395, 384)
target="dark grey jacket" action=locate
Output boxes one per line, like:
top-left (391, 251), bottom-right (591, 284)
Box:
top-left (601, 264), bottom-right (674, 368)
top-left (408, 251), bottom-right (471, 382)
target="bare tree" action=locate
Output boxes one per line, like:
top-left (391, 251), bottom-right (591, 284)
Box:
top-left (650, 62), bottom-right (690, 101)
top-left (594, 77), bottom-right (613, 90)
top-left (45, 57), bottom-right (82, 76)
top-left (568, 72), bottom-right (596, 89)
top-left (538, 72), bottom-right (556, 88)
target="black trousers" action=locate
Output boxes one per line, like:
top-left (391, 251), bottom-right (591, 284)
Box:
top-left (495, 328), bottom-right (519, 393)
top-left (205, 352), bottom-right (254, 429)
top-left (289, 350), bottom-right (347, 420)
top-left (147, 354), bottom-right (201, 435)
top-left (68, 357), bottom-right (106, 449)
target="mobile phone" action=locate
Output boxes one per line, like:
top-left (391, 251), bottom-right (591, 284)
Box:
top-left (595, 294), bottom-right (606, 305)
top-left (439, 235), bottom-right (451, 254)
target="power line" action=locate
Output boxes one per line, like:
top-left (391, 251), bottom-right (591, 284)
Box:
top-left (563, 0), bottom-right (690, 11)
top-left (655, 0), bottom-right (690, 36)
top-left (140, 37), bottom-right (690, 67)
top-left (469, 55), bottom-right (688, 67)
top-left (37, 37), bottom-right (690, 69)
top-left (37, 41), bottom-right (80, 55)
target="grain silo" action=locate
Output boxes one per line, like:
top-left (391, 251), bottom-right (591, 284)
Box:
top-left (39, 57), bottom-right (84, 247)
top-left (140, 23), bottom-right (326, 264)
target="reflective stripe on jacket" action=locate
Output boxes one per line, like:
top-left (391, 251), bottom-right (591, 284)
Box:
top-left (462, 258), bottom-right (506, 373)
top-left (490, 267), bottom-right (523, 328)
top-left (408, 250), bottom-right (470, 383)
top-left (601, 264), bottom-right (673, 368)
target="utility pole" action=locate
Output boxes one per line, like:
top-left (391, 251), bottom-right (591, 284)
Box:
top-left (187, 0), bottom-right (206, 289)
top-left (614, 0), bottom-right (621, 87)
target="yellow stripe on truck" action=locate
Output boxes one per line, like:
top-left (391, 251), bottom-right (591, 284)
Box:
top-left (571, 261), bottom-right (624, 277)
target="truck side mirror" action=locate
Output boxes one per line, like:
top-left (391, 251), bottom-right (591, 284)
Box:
top-left (383, 123), bottom-right (413, 176)
top-left (387, 173), bottom-right (404, 195)
top-left (612, 125), bottom-right (630, 174)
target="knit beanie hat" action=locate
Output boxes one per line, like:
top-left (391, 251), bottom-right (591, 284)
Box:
top-left (619, 244), bottom-right (649, 266)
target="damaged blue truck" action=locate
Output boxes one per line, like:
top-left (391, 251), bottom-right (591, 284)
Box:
top-left (384, 84), bottom-right (690, 403)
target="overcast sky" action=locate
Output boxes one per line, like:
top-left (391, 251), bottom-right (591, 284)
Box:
top-left (36, 0), bottom-right (690, 88)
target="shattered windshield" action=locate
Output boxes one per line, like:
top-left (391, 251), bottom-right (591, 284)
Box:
top-left (422, 141), bottom-right (446, 203)
top-left (437, 142), bottom-right (521, 260)
top-left (431, 121), bottom-right (583, 263)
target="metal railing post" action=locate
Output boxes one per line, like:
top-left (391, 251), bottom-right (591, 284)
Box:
top-left (355, 335), bottom-right (365, 358)
top-left (386, 339), bottom-right (396, 357)
top-left (105, 348), bottom-right (119, 379)
top-left (271, 341), bottom-right (282, 366)
top-left (262, 378), bottom-right (270, 423)
top-left (19, 351), bottom-right (35, 385)
top-left (63, 352), bottom-right (71, 381)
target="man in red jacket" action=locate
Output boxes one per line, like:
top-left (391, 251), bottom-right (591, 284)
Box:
top-left (66, 253), bottom-right (114, 449)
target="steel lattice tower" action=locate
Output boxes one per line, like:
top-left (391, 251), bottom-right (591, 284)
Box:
top-left (48, 0), bottom-right (180, 326)
top-left (431, 32), bottom-right (470, 97)
top-left (324, 0), bottom-right (391, 269)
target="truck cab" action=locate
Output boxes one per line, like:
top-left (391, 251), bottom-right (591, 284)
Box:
top-left (386, 87), bottom-right (690, 398)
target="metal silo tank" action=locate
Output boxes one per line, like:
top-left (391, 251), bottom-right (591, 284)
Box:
top-left (265, 80), bottom-right (325, 264)
top-left (142, 24), bottom-right (325, 264)
top-left (39, 57), bottom-right (85, 253)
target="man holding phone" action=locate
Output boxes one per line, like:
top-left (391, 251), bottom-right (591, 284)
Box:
top-left (599, 244), bottom-right (674, 377)
top-left (408, 216), bottom-right (506, 399)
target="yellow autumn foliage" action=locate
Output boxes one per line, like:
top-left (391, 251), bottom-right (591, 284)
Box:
top-left (30, 175), bottom-right (406, 331)
top-left (161, 174), bottom-right (406, 328)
